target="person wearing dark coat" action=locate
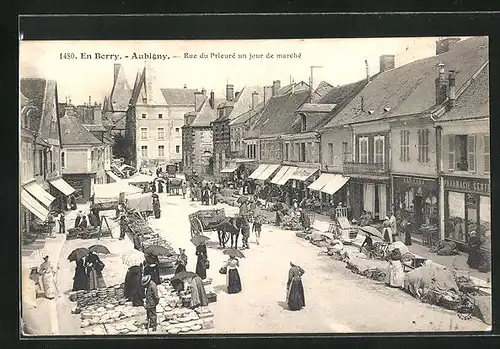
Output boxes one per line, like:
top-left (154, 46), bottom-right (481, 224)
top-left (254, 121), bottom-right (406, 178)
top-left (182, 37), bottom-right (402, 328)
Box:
top-left (79, 216), bottom-right (88, 229)
top-left (84, 252), bottom-right (106, 290)
top-left (286, 262), bottom-right (305, 311)
top-left (143, 254), bottom-right (161, 286)
top-left (142, 275), bottom-right (159, 331)
top-left (119, 215), bottom-right (128, 240)
top-left (466, 231), bottom-right (482, 270)
top-left (72, 258), bottom-right (88, 291)
top-left (87, 211), bottom-right (99, 227)
top-left (174, 248), bottom-right (188, 274)
top-left (69, 195), bottom-right (77, 210)
top-left (158, 181), bottom-right (164, 193)
top-left (74, 211), bottom-right (82, 228)
top-left (195, 243), bottom-right (208, 280)
top-left (152, 196), bottom-right (161, 219)
top-left (124, 264), bottom-right (146, 306)
top-left (133, 234), bottom-right (143, 251)
top-left (299, 209), bottom-right (311, 232)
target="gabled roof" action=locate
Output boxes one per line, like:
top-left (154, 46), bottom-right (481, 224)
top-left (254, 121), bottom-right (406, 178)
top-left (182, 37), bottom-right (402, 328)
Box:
top-left (161, 88), bottom-right (197, 106)
top-left (437, 63), bottom-right (489, 122)
top-left (60, 114), bottom-right (102, 146)
top-left (130, 67), bottom-right (146, 106)
top-left (311, 81), bottom-right (334, 103)
top-left (20, 78), bottom-right (46, 133)
top-left (248, 89), bottom-right (310, 138)
top-left (191, 98), bottom-right (226, 127)
top-left (110, 64), bottom-right (132, 111)
top-left (324, 36), bottom-right (489, 128)
top-left (229, 100), bottom-right (266, 126)
top-left (75, 105), bottom-right (95, 124)
top-left (225, 85), bottom-right (265, 121)
top-left (279, 81), bottom-right (310, 95)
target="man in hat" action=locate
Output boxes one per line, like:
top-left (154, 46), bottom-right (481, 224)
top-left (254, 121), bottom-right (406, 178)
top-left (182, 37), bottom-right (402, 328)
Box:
top-left (142, 274), bottom-right (159, 332)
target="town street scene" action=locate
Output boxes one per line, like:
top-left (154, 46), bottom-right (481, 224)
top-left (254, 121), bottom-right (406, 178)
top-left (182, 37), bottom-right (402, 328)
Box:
top-left (19, 37), bottom-right (491, 336)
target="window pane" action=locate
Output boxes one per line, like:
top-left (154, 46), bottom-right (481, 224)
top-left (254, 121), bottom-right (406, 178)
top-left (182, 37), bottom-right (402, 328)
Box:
top-left (447, 191), bottom-right (465, 241)
top-left (468, 135), bottom-right (476, 171)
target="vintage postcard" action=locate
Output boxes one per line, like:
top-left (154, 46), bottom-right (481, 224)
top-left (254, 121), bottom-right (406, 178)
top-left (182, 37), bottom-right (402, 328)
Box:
top-left (19, 37), bottom-right (491, 336)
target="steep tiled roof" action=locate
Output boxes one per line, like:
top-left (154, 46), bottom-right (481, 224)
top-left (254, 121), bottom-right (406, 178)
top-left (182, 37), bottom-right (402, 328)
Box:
top-left (437, 63), bottom-right (489, 122)
top-left (226, 85), bottom-right (265, 121)
top-left (297, 103), bottom-right (337, 113)
top-left (60, 115), bottom-right (102, 145)
top-left (161, 88), bottom-right (197, 106)
top-left (279, 81), bottom-right (310, 95)
top-left (110, 64), bottom-right (132, 111)
top-left (311, 81), bottom-right (334, 103)
top-left (75, 105), bottom-right (95, 124)
top-left (229, 100), bottom-right (266, 126)
top-left (20, 92), bottom-right (30, 108)
top-left (39, 80), bottom-right (59, 142)
top-left (20, 78), bottom-right (46, 133)
top-left (83, 124), bottom-right (108, 132)
top-left (324, 36), bottom-right (489, 128)
top-left (129, 68), bottom-right (146, 106)
top-left (191, 98), bottom-right (226, 127)
top-left (249, 89), bottom-right (310, 137)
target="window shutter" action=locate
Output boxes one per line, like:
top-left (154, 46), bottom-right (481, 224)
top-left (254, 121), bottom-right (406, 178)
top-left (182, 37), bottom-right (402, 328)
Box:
top-left (425, 129), bottom-right (430, 162)
top-left (484, 134), bottom-right (490, 173)
top-left (448, 135), bottom-right (455, 171)
top-left (399, 131), bottom-right (403, 161)
top-left (417, 130), bottom-right (421, 163)
top-left (468, 135), bottom-right (476, 172)
top-left (407, 131), bottom-right (410, 161)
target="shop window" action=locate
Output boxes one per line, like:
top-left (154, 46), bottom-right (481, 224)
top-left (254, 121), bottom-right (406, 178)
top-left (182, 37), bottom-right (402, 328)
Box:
top-left (141, 127), bottom-right (148, 140)
top-left (417, 129), bottom-right (430, 163)
top-left (157, 127), bottom-right (165, 140)
top-left (141, 145), bottom-right (148, 157)
top-left (446, 191), bottom-right (466, 241)
top-left (306, 142), bottom-right (312, 163)
top-left (359, 137), bottom-right (368, 163)
top-left (328, 143), bottom-right (334, 165)
top-left (450, 135), bottom-right (476, 172)
top-left (468, 135), bottom-right (476, 172)
top-left (400, 130), bottom-right (410, 162)
top-left (176, 145), bottom-right (180, 154)
top-left (374, 136), bottom-right (385, 164)
top-left (158, 145), bottom-right (165, 157)
top-left (480, 196), bottom-right (491, 247)
top-left (484, 135), bottom-right (490, 173)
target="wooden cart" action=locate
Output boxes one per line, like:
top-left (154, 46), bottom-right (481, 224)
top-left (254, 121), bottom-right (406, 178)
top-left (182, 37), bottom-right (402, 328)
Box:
top-left (188, 208), bottom-right (233, 244)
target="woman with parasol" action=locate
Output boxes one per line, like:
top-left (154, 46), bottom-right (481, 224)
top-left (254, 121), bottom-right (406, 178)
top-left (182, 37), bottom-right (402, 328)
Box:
top-left (192, 235), bottom-right (209, 280)
top-left (221, 249), bottom-right (244, 294)
top-left (84, 251), bottom-right (106, 290)
top-left (143, 253), bottom-right (161, 286)
top-left (38, 255), bottom-right (57, 299)
top-left (385, 249), bottom-right (404, 288)
top-left (72, 258), bottom-right (88, 291)
top-left (123, 250), bottom-right (146, 306)
top-left (286, 262), bottom-right (305, 311)
top-left (152, 194), bottom-right (161, 219)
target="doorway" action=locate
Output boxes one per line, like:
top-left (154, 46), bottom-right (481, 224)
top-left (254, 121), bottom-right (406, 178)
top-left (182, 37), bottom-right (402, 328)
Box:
top-left (414, 195), bottom-right (423, 228)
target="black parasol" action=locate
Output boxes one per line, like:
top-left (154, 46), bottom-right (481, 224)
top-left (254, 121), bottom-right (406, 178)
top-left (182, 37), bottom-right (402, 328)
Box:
top-left (170, 271), bottom-right (198, 282)
top-left (88, 245), bottom-right (110, 255)
top-left (143, 244), bottom-right (171, 256)
top-left (190, 235), bottom-right (210, 247)
top-left (68, 248), bottom-right (90, 262)
top-left (223, 248), bottom-right (245, 258)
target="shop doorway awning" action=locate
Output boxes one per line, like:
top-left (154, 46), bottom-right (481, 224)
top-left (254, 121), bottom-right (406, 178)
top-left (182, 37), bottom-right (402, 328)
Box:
top-left (289, 167), bottom-right (319, 182)
top-left (308, 173), bottom-right (332, 191)
top-left (220, 165), bottom-right (239, 173)
top-left (48, 178), bottom-right (76, 196)
top-left (249, 164), bottom-right (269, 179)
top-left (106, 171), bottom-right (121, 183)
top-left (270, 166), bottom-right (290, 184)
top-left (320, 174), bottom-right (350, 195)
top-left (21, 189), bottom-right (49, 221)
top-left (276, 166), bottom-right (298, 186)
top-left (23, 182), bottom-right (55, 208)
top-left (256, 164), bottom-right (280, 181)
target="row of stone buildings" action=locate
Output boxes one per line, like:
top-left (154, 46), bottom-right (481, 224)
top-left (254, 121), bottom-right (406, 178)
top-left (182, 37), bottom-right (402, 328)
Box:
top-left (181, 37), bottom-right (490, 248)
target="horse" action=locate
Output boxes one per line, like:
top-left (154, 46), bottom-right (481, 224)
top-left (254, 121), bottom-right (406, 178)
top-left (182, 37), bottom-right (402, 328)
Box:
top-left (217, 216), bottom-right (240, 249)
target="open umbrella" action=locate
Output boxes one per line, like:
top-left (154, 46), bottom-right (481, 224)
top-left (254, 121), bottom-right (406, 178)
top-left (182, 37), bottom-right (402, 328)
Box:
top-left (122, 250), bottom-right (145, 267)
top-left (358, 226), bottom-right (384, 240)
top-left (29, 249), bottom-right (50, 261)
top-left (190, 235), bottom-right (210, 247)
top-left (170, 271), bottom-right (198, 282)
top-left (223, 248), bottom-right (245, 259)
top-left (88, 245), bottom-right (110, 255)
top-left (68, 248), bottom-right (90, 262)
top-left (143, 244), bottom-right (171, 256)
top-left (237, 196), bottom-right (249, 204)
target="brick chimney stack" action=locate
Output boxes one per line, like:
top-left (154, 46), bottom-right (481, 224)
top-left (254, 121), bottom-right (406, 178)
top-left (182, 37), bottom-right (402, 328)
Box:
top-left (194, 91), bottom-right (204, 112)
top-left (435, 63), bottom-right (449, 105)
top-left (272, 80), bottom-right (281, 97)
top-left (379, 55), bottom-right (395, 73)
top-left (448, 70), bottom-right (457, 107)
top-left (365, 60), bottom-right (370, 82)
top-left (209, 91), bottom-right (215, 109)
top-left (264, 86), bottom-right (272, 104)
top-left (226, 84), bottom-right (234, 101)
top-left (251, 91), bottom-right (259, 109)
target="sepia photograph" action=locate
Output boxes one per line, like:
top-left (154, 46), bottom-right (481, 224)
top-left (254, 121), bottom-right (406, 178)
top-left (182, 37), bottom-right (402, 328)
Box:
top-left (19, 36), bottom-right (491, 336)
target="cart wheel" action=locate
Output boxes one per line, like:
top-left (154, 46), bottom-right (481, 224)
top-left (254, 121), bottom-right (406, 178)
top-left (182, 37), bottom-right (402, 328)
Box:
top-left (190, 217), bottom-right (203, 237)
top-left (222, 231), bottom-right (230, 244)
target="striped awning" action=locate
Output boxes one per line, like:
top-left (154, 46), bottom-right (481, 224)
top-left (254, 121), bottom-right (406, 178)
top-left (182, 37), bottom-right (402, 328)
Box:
top-left (256, 164), bottom-right (280, 181)
top-left (270, 166), bottom-right (290, 185)
top-left (48, 178), bottom-right (76, 196)
top-left (220, 165), bottom-right (239, 173)
top-left (308, 173), bottom-right (332, 191)
top-left (276, 166), bottom-right (298, 186)
top-left (320, 174), bottom-right (350, 195)
top-left (289, 167), bottom-right (319, 182)
top-left (21, 189), bottom-right (49, 221)
top-left (23, 182), bottom-right (55, 208)
top-left (249, 164), bottom-right (269, 179)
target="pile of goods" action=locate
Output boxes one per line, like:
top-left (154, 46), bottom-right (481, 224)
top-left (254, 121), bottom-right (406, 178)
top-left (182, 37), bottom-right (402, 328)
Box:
top-left (70, 284), bottom-right (126, 309)
top-left (279, 210), bottom-right (303, 230)
top-left (67, 226), bottom-right (107, 240)
top-left (79, 302), bottom-right (142, 329)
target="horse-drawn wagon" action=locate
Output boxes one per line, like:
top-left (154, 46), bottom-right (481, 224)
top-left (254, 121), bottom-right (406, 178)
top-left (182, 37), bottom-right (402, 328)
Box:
top-left (189, 208), bottom-right (239, 248)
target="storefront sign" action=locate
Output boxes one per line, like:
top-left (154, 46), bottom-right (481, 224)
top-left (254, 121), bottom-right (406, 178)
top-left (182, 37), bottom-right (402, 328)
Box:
top-left (393, 176), bottom-right (438, 191)
top-left (444, 176), bottom-right (490, 195)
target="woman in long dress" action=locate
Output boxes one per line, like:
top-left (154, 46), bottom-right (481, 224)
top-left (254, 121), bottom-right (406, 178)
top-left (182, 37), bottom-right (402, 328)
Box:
top-left (124, 264), bottom-right (145, 306)
top-left (224, 256), bottom-right (242, 294)
top-left (189, 275), bottom-right (209, 309)
top-left (84, 251), bottom-right (106, 290)
top-left (72, 258), bottom-right (88, 291)
top-left (195, 243), bottom-right (208, 280)
top-left (174, 248), bottom-right (188, 274)
top-left (286, 262), bottom-right (305, 311)
top-left (382, 216), bottom-right (392, 243)
top-left (39, 256), bottom-right (57, 299)
top-left (152, 196), bottom-right (161, 219)
top-left (385, 249), bottom-right (405, 288)
top-left (143, 253), bottom-right (161, 286)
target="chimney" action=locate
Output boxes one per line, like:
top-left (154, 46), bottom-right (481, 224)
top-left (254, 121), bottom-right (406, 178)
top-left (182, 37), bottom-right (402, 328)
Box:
top-left (235, 91), bottom-right (240, 100)
top-left (145, 62), bottom-right (157, 104)
top-left (194, 91), bottom-right (204, 112)
top-left (209, 91), bottom-right (215, 109)
top-left (113, 63), bottom-right (121, 83)
top-left (251, 91), bottom-right (259, 109)
top-left (226, 84), bottom-right (234, 101)
top-left (448, 70), bottom-right (457, 107)
top-left (365, 60), bottom-right (370, 82)
top-left (435, 63), bottom-right (449, 104)
top-left (436, 37), bottom-right (461, 55)
top-left (93, 107), bottom-right (103, 125)
top-left (379, 55), bottom-right (395, 73)
top-left (201, 88), bottom-right (206, 95)
top-left (272, 80), bottom-right (281, 96)
top-left (264, 86), bottom-right (273, 104)
top-left (88, 96), bottom-right (91, 106)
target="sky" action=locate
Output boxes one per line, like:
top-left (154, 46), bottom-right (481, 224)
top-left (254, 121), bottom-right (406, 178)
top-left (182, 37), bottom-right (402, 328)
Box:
top-left (19, 37), bottom-right (470, 105)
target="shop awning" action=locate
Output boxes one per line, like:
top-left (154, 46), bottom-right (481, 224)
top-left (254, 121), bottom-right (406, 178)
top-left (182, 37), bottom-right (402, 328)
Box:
top-left (276, 166), bottom-right (298, 186)
top-left (48, 178), bottom-right (76, 196)
top-left (249, 164), bottom-right (269, 179)
top-left (106, 171), bottom-right (121, 183)
top-left (21, 189), bottom-right (49, 221)
top-left (270, 166), bottom-right (290, 184)
top-left (23, 182), bottom-right (55, 208)
top-left (320, 174), bottom-right (350, 195)
top-left (256, 164), bottom-right (280, 181)
top-left (289, 167), bottom-right (319, 182)
top-left (220, 165), bottom-right (239, 173)
top-left (308, 173), bottom-right (332, 191)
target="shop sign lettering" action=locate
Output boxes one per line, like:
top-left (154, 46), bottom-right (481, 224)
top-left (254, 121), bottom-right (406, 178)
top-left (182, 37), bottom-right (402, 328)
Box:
top-left (395, 176), bottom-right (437, 190)
top-left (444, 177), bottom-right (490, 194)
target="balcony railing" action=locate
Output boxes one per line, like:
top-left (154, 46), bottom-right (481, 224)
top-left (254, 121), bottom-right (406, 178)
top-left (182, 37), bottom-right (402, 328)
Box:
top-left (343, 161), bottom-right (390, 176)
